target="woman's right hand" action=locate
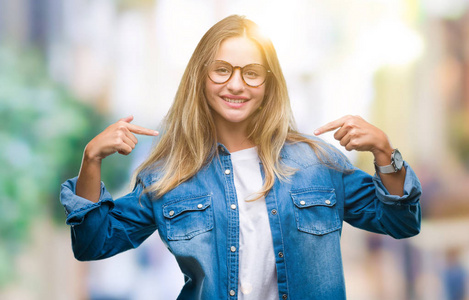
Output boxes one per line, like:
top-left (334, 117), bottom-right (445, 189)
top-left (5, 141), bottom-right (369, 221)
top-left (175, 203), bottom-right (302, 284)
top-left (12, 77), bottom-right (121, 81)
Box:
top-left (77, 116), bottom-right (157, 202)
top-left (84, 115), bottom-right (159, 162)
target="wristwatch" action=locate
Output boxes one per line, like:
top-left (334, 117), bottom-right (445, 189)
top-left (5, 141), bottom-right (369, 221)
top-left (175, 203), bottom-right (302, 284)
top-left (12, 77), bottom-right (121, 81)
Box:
top-left (374, 149), bottom-right (404, 174)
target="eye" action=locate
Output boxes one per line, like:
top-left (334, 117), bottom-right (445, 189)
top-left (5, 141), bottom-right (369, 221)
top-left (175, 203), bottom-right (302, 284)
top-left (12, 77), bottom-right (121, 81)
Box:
top-left (215, 67), bottom-right (231, 75)
top-left (244, 66), bottom-right (265, 79)
top-left (244, 71), bottom-right (259, 79)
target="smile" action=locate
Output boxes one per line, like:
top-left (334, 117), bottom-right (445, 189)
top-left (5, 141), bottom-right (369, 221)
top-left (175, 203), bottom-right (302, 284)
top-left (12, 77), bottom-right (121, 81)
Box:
top-left (222, 97), bottom-right (248, 104)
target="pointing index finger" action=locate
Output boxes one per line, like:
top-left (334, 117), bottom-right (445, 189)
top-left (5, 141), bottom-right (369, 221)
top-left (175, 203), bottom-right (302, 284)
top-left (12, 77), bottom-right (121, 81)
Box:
top-left (127, 123), bottom-right (159, 136)
top-left (314, 117), bottom-right (346, 135)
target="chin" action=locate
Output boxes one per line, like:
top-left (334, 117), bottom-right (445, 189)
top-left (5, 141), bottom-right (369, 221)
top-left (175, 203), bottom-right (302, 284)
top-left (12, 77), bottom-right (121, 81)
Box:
top-left (224, 112), bottom-right (252, 123)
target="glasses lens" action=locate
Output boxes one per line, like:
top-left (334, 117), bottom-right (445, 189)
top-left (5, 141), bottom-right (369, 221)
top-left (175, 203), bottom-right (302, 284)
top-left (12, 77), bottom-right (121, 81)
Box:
top-left (208, 61), bottom-right (232, 84)
top-left (242, 64), bottom-right (267, 87)
top-left (207, 61), bottom-right (269, 87)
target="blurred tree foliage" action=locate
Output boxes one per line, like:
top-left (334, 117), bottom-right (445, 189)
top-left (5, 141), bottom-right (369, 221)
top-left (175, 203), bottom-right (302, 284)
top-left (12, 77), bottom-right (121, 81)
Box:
top-left (0, 46), bottom-right (130, 286)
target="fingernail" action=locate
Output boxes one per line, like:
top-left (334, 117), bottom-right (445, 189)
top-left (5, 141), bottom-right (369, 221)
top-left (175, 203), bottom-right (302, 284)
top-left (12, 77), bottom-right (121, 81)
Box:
top-left (314, 130), bottom-right (320, 135)
top-left (153, 130), bottom-right (159, 135)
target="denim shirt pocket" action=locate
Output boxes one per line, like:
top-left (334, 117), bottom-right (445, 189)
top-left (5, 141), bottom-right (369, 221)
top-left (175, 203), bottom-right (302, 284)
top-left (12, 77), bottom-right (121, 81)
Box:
top-left (162, 194), bottom-right (213, 241)
top-left (291, 187), bottom-right (341, 235)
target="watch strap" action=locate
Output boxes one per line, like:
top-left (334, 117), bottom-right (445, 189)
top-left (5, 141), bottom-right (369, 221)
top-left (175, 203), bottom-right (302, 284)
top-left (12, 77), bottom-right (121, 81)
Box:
top-left (374, 163), bottom-right (396, 174)
top-left (374, 148), bottom-right (403, 174)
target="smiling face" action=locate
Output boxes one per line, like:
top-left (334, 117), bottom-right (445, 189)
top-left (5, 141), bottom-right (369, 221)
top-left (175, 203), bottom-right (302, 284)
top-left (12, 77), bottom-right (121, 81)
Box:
top-left (204, 36), bottom-right (266, 133)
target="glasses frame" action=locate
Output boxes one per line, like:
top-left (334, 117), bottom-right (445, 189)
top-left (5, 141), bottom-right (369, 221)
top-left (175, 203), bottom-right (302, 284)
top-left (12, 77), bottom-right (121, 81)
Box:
top-left (206, 60), bottom-right (271, 88)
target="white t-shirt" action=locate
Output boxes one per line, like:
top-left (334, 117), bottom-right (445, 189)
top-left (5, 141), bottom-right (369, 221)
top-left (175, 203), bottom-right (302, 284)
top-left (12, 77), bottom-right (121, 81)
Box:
top-left (230, 147), bottom-right (278, 300)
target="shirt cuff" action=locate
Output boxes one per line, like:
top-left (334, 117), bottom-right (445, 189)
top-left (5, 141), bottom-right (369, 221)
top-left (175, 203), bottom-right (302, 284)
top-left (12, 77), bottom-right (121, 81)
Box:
top-left (372, 162), bottom-right (422, 205)
top-left (60, 177), bottom-right (115, 226)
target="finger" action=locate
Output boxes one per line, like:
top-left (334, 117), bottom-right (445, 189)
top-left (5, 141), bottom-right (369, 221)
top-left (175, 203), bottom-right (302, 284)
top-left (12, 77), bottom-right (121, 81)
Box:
top-left (125, 130), bottom-right (138, 145)
top-left (127, 123), bottom-right (159, 136)
top-left (117, 143), bottom-right (133, 155)
top-left (121, 135), bottom-right (136, 150)
top-left (333, 125), bottom-right (349, 141)
top-left (119, 115), bottom-right (134, 123)
top-left (344, 139), bottom-right (360, 151)
top-left (314, 116), bottom-right (348, 135)
top-left (338, 132), bottom-right (352, 148)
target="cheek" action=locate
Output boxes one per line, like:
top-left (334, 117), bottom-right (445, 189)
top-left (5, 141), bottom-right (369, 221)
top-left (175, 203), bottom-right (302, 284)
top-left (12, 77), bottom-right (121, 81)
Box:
top-left (204, 80), bottom-right (219, 101)
top-left (255, 86), bottom-right (266, 103)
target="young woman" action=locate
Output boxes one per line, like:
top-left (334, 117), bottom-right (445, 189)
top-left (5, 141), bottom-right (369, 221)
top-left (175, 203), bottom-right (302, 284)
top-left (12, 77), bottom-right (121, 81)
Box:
top-left (60, 15), bottom-right (421, 300)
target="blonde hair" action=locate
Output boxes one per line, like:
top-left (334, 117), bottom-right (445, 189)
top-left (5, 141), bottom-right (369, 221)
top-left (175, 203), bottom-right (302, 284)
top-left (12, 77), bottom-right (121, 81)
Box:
top-left (133, 15), bottom-right (339, 198)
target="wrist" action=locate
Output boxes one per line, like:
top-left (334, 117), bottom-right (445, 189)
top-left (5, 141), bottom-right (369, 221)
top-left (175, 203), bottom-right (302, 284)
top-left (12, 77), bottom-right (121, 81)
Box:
top-left (374, 148), bottom-right (405, 174)
top-left (372, 144), bottom-right (393, 166)
top-left (83, 143), bottom-right (103, 164)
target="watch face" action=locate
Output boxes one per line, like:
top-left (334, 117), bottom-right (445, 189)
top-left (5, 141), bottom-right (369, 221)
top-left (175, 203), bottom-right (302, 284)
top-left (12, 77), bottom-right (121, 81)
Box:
top-left (393, 149), bottom-right (404, 170)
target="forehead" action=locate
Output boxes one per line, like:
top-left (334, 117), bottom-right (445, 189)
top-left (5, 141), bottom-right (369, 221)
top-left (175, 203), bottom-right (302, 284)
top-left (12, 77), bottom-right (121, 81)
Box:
top-left (215, 36), bottom-right (263, 66)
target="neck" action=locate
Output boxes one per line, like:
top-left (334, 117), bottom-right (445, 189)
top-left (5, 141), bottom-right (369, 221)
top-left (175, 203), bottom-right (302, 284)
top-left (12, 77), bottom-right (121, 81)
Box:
top-left (215, 122), bottom-right (255, 153)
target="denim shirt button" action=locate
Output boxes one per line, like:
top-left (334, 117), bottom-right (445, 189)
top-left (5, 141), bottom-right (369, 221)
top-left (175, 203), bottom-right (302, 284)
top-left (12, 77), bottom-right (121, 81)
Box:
top-left (300, 200), bottom-right (306, 205)
top-left (197, 204), bottom-right (203, 209)
top-left (325, 200), bottom-right (331, 205)
top-left (271, 209), bottom-right (277, 215)
top-left (230, 246), bottom-right (236, 252)
top-left (278, 252), bottom-right (284, 258)
top-left (169, 210), bottom-right (175, 216)
top-left (230, 204), bottom-right (237, 210)
top-left (282, 294), bottom-right (288, 299)
top-left (229, 290), bottom-right (236, 296)
top-left (224, 169), bottom-right (231, 175)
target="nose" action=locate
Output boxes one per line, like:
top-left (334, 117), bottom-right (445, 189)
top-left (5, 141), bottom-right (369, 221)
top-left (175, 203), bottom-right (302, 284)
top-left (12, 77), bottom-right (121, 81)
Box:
top-left (226, 68), bottom-right (245, 93)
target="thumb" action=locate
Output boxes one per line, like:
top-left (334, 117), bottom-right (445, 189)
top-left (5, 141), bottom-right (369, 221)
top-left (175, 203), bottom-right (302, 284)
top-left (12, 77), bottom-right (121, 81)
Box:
top-left (119, 115), bottom-right (134, 123)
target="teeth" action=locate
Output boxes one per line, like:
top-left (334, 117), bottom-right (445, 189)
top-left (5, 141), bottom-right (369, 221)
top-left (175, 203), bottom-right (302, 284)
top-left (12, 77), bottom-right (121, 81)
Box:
top-left (222, 97), bottom-right (247, 104)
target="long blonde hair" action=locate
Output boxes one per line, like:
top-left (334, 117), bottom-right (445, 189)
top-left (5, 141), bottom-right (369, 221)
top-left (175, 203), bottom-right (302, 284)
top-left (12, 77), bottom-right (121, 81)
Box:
top-left (133, 15), bottom-right (337, 198)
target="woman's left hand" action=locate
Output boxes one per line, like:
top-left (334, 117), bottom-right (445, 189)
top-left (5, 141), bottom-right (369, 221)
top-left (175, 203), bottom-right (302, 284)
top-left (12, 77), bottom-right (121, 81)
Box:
top-left (314, 115), bottom-right (393, 159)
top-left (315, 115), bottom-right (405, 196)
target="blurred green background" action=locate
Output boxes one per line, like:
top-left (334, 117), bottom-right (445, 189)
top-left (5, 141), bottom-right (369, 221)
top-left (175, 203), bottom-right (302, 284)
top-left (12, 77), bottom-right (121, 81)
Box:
top-left (0, 44), bottom-right (130, 287)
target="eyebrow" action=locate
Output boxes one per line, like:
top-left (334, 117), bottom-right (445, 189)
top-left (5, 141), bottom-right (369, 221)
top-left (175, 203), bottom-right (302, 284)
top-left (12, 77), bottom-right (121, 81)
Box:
top-left (213, 60), bottom-right (265, 67)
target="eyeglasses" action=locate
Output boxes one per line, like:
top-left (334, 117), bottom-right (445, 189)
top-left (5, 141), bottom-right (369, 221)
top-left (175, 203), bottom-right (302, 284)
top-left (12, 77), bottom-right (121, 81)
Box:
top-left (207, 60), bottom-right (270, 87)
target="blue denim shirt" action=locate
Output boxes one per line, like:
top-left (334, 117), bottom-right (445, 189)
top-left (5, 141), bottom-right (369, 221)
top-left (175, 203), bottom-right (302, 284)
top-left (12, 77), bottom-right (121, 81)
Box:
top-left (60, 140), bottom-right (422, 300)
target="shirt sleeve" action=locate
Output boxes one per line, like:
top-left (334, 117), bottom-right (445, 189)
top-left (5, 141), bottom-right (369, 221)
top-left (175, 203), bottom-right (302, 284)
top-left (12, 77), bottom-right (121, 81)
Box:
top-left (343, 161), bottom-right (422, 239)
top-left (60, 177), bottom-right (157, 261)
top-left (372, 162), bottom-right (422, 205)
